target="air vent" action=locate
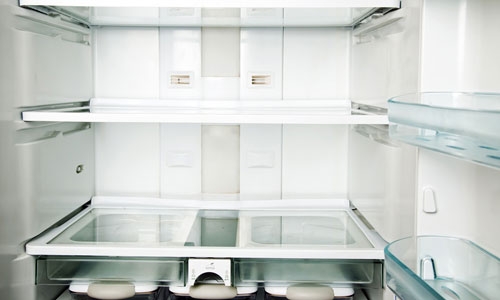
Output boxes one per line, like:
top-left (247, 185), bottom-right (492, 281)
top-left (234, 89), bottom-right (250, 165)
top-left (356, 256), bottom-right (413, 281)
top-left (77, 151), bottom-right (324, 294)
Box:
top-left (170, 74), bottom-right (191, 86)
top-left (250, 74), bottom-right (272, 87)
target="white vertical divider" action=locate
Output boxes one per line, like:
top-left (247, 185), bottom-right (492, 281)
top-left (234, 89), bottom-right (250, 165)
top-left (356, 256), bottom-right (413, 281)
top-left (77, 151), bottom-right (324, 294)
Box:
top-left (159, 28), bottom-right (202, 99)
top-left (282, 28), bottom-right (349, 199)
top-left (160, 124), bottom-right (202, 198)
top-left (240, 28), bottom-right (283, 100)
top-left (94, 27), bottom-right (160, 197)
top-left (160, 28), bottom-right (202, 198)
top-left (240, 28), bottom-right (283, 200)
top-left (240, 125), bottom-right (282, 200)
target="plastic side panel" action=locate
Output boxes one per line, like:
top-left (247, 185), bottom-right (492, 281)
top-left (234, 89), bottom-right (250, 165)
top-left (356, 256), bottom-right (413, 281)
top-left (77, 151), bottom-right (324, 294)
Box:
top-left (420, 0), bottom-right (500, 93)
top-left (1, 3), bottom-right (92, 107)
top-left (348, 130), bottom-right (416, 243)
top-left (350, 0), bottom-right (421, 105)
top-left (14, 125), bottom-right (94, 241)
top-left (348, 1), bottom-right (420, 243)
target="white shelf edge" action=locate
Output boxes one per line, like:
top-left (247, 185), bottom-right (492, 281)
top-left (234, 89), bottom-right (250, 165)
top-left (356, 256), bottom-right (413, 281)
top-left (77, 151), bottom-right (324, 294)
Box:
top-left (20, 0), bottom-right (401, 9)
top-left (22, 111), bottom-right (388, 124)
top-left (26, 244), bottom-right (385, 260)
top-left (22, 98), bottom-right (389, 125)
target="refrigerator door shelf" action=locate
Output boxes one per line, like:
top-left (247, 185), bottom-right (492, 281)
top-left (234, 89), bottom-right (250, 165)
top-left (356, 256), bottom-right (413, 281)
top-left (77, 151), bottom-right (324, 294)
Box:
top-left (388, 92), bottom-right (500, 169)
top-left (26, 197), bottom-right (385, 260)
top-left (22, 98), bottom-right (389, 125)
top-left (385, 236), bottom-right (500, 300)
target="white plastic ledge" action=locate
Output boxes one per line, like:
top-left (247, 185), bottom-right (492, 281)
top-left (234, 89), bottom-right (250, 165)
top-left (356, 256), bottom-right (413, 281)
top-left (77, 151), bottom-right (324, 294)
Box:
top-left (20, 0), bottom-right (400, 9)
top-left (22, 98), bottom-right (389, 125)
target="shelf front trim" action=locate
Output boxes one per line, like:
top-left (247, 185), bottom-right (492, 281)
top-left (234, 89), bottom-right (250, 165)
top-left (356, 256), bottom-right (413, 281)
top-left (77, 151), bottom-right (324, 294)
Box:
top-left (22, 98), bottom-right (389, 125)
top-left (22, 111), bottom-right (388, 124)
top-left (20, 0), bottom-right (401, 9)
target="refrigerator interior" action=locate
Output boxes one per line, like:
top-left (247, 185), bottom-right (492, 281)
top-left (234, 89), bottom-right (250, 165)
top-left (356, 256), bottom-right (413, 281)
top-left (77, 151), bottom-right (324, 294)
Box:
top-left (1, 0), bottom-right (500, 299)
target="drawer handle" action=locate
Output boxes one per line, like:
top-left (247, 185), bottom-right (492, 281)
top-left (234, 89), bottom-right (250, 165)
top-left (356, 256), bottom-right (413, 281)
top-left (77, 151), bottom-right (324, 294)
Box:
top-left (189, 284), bottom-right (237, 299)
top-left (87, 282), bottom-right (135, 300)
top-left (286, 284), bottom-right (334, 300)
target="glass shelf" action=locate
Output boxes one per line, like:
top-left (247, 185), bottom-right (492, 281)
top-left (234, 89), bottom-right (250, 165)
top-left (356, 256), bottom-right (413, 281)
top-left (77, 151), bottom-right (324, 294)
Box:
top-left (19, 1), bottom-right (400, 27)
top-left (27, 199), bottom-right (384, 259)
top-left (22, 98), bottom-right (389, 125)
top-left (388, 92), bottom-right (500, 168)
top-left (385, 236), bottom-right (500, 300)
top-left (28, 197), bottom-right (386, 289)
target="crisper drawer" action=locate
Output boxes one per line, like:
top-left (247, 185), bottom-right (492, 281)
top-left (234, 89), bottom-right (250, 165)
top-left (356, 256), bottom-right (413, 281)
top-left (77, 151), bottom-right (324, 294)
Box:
top-left (234, 259), bottom-right (383, 289)
top-left (27, 198), bottom-right (386, 290)
top-left (36, 256), bottom-right (185, 286)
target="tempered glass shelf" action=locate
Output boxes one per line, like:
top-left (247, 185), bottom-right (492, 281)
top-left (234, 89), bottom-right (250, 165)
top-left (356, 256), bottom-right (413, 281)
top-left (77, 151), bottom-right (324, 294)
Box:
top-left (26, 198), bottom-right (385, 260)
top-left (388, 92), bottom-right (500, 168)
top-left (22, 98), bottom-right (389, 125)
top-left (385, 236), bottom-right (500, 300)
top-left (19, 0), bottom-right (400, 27)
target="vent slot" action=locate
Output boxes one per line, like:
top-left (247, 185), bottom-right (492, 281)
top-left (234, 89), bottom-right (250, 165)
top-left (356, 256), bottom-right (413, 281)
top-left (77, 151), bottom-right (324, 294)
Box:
top-left (251, 74), bottom-right (272, 86)
top-left (170, 74), bottom-right (191, 86)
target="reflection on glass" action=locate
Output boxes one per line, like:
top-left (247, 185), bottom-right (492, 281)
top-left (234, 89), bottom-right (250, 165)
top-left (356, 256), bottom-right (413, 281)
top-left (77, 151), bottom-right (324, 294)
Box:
top-left (50, 208), bottom-right (373, 249)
